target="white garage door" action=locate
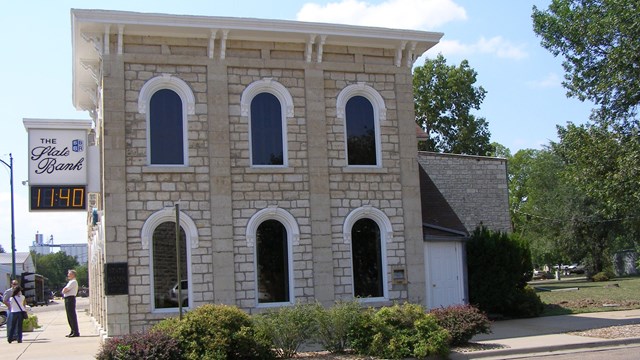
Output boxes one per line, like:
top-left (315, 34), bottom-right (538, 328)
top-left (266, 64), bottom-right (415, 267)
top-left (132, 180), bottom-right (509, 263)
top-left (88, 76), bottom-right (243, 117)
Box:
top-left (424, 241), bottom-right (465, 309)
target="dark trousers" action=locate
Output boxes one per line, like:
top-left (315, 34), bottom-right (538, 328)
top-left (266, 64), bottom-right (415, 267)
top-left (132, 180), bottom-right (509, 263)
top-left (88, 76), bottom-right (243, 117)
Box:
top-left (64, 296), bottom-right (79, 335)
top-left (5, 311), bottom-right (13, 340)
top-left (8, 311), bottom-right (23, 342)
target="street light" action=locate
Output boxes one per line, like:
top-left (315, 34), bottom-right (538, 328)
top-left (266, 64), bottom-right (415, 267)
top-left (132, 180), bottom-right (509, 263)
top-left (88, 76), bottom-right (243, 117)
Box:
top-left (0, 153), bottom-right (16, 279)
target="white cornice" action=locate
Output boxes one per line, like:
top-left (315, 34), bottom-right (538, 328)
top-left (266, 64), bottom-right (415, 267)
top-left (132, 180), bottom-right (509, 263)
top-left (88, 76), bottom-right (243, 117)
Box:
top-left (23, 118), bottom-right (93, 130)
top-left (71, 9), bottom-right (443, 111)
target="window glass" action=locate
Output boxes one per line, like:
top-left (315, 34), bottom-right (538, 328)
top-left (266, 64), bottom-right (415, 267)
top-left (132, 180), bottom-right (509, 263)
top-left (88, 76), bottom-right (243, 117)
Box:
top-left (352, 218), bottom-right (383, 298)
top-left (152, 221), bottom-right (188, 308)
top-left (346, 96), bottom-right (376, 165)
top-left (256, 220), bottom-right (289, 303)
top-left (150, 89), bottom-right (184, 165)
top-left (251, 93), bottom-right (284, 165)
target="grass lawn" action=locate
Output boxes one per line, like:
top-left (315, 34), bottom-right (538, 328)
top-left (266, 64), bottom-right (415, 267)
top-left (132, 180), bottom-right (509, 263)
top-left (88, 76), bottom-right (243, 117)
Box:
top-left (531, 275), bottom-right (640, 316)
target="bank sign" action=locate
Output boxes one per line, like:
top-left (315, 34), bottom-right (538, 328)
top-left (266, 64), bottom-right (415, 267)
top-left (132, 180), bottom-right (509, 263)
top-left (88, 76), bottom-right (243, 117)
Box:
top-left (28, 129), bottom-right (88, 185)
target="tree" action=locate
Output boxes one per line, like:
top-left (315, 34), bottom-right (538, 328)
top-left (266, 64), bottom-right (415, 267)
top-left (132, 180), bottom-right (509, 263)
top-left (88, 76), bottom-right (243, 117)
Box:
top-left (33, 251), bottom-right (80, 290)
top-left (532, 0), bottom-right (640, 121)
top-left (552, 120), bottom-right (640, 272)
top-left (413, 54), bottom-right (492, 155)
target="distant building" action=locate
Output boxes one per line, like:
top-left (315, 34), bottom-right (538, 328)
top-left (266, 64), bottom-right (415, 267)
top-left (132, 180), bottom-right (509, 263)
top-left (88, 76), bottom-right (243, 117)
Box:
top-left (29, 233), bottom-right (88, 265)
top-left (0, 252), bottom-right (36, 290)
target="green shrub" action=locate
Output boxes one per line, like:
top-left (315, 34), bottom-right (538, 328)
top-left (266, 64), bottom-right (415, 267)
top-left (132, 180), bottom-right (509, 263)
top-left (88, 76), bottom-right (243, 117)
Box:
top-left (349, 303), bottom-right (450, 359)
top-left (253, 302), bottom-right (318, 359)
top-left (430, 305), bottom-right (491, 345)
top-left (313, 300), bottom-right (363, 353)
top-left (467, 226), bottom-right (536, 317)
top-left (96, 331), bottom-right (182, 360)
top-left (166, 304), bottom-right (274, 360)
top-left (591, 271), bottom-right (611, 282)
top-left (508, 286), bottom-right (544, 318)
top-left (22, 315), bottom-right (41, 332)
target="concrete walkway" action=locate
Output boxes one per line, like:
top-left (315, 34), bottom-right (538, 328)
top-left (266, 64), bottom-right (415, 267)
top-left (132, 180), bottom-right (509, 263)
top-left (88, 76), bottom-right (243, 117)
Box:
top-left (0, 298), bottom-right (101, 360)
top-left (1, 298), bottom-right (639, 359)
top-left (450, 309), bottom-right (640, 359)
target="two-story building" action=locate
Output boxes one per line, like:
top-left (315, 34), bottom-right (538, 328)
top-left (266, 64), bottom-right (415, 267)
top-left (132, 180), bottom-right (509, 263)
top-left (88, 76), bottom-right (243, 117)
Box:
top-left (70, 9), bottom-right (510, 337)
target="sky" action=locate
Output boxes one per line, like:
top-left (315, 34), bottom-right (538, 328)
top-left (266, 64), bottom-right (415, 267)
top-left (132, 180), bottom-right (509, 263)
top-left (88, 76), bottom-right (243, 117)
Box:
top-left (0, 0), bottom-right (595, 252)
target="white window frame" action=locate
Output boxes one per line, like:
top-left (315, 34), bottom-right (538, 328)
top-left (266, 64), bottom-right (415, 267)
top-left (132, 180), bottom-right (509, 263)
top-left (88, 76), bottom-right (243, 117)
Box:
top-left (141, 207), bottom-right (199, 313)
top-left (246, 206), bottom-right (299, 307)
top-left (138, 74), bottom-right (195, 166)
top-left (240, 78), bottom-right (294, 168)
top-left (343, 205), bottom-right (392, 302)
top-left (336, 83), bottom-right (386, 168)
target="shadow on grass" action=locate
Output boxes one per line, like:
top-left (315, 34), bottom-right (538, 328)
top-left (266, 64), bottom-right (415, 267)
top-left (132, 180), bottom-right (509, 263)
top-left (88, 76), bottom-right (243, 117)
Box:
top-left (541, 304), bottom-right (574, 317)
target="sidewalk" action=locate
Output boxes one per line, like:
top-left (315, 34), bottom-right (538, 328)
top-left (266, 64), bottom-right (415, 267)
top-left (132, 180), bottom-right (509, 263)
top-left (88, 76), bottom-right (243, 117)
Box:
top-left (1, 300), bottom-right (639, 360)
top-left (450, 309), bottom-right (640, 359)
top-left (0, 298), bottom-right (102, 360)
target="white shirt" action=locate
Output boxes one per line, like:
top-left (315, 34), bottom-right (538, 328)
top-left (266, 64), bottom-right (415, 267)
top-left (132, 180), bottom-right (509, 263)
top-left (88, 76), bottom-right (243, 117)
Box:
top-left (9, 294), bottom-right (25, 313)
top-left (63, 279), bottom-right (79, 297)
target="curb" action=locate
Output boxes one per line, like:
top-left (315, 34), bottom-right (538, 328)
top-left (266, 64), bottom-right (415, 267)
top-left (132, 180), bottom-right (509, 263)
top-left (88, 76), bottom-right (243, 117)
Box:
top-left (449, 336), bottom-right (640, 359)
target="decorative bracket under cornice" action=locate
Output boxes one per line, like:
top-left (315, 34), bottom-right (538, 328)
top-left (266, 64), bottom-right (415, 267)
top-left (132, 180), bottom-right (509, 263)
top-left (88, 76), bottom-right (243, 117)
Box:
top-left (80, 82), bottom-right (98, 109)
top-left (316, 35), bottom-right (327, 63)
top-left (117, 25), bottom-right (124, 55)
top-left (305, 34), bottom-right (316, 63)
top-left (80, 59), bottom-right (101, 83)
top-left (405, 41), bottom-right (417, 68)
top-left (220, 30), bottom-right (229, 59)
top-left (208, 29), bottom-right (217, 59)
top-left (395, 41), bottom-right (407, 67)
top-left (81, 32), bottom-right (104, 57)
top-left (103, 25), bottom-right (110, 55)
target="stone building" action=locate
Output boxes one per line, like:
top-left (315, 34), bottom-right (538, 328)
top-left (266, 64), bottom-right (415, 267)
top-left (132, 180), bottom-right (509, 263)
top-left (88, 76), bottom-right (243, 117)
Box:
top-left (71, 9), bottom-right (510, 337)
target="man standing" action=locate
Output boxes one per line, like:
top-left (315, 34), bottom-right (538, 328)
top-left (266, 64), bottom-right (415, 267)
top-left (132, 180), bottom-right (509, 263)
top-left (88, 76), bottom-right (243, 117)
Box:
top-left (61, 270), bottom-right (80, 337)
top-left (3, 280), bottom-right (18, 341)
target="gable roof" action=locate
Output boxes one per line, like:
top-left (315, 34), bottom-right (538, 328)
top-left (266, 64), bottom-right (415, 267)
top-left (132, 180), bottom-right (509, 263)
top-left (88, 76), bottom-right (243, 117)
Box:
top-left (419, 164), bottom-right (468, 241)
top-left (0, 252), bottom-right (31, 265)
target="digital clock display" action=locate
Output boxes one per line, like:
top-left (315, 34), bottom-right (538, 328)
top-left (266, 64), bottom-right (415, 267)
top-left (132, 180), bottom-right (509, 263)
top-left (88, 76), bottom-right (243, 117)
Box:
top-left (30, 185), bottom-right (86, 211)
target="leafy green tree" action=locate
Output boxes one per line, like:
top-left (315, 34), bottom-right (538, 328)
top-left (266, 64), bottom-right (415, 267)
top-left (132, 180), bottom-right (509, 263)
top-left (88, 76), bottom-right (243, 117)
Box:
top-left (75, 264), bottom-right (89, 287)
top-left (553, 120), bottom-right (640, 272)
top-left (532, 0), bottom-right (640, 121)
top-left (413, 54), bottom-right (492, 155)
top-left (33, 251), bottom-right (80, 290)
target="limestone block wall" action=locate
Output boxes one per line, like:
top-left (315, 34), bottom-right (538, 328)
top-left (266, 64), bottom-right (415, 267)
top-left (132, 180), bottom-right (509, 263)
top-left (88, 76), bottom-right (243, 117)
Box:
top-left (100, 33), bottom-right (420, 332)
top-left (417, 152), bottom-right (511, 233)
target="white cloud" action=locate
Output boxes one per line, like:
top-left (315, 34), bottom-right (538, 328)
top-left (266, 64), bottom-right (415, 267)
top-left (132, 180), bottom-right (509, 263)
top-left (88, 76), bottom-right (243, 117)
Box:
top-left (297, 0), bottom-right (467, 30)
top-left (427, 36), bottom-right (528, 60)
top-left (526, 72), bottom-right (562, 89)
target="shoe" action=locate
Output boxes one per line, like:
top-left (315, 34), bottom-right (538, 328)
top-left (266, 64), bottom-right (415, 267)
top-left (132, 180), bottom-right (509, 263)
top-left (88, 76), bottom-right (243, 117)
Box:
top-left (68, 334), bottom-right (80, 338)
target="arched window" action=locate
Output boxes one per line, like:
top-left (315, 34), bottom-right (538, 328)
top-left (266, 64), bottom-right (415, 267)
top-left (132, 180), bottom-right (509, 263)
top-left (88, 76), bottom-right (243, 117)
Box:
top-left (352, 218), bottom-right (383, 298)
top-left (337, 83), bottom-right (386, 167)
top-left (150, 89), bottom-right (184, 165)
top-left (346, 96), bottom-right (376, 165)
top-left (343, 205), bottom-right (392, 301)
top-left (142, 208), bottom-right (198, 312)
top-left (151, 222), bottom-right (188, 309)
top-left (138, 74), bottom-right (195, 166)
top-left (241, 79), bottom-right (293, 167)
top-left (256, 220), bottom-right (289, 303)
top-left (246, 206), bottom-right (298, 306)
top-left (251, 93), bottom-right (284, 165)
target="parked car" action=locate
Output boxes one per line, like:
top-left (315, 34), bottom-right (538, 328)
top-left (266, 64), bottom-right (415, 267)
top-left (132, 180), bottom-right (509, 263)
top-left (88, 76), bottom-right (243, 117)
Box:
top-left (0, 303), bottom-right (7, 327)
top-left (568, 263), bottom-right (585, 274)
top-left (168, 280), bottom-right (188, 307)
top-left (532, 269), bottom-right (553, 280)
